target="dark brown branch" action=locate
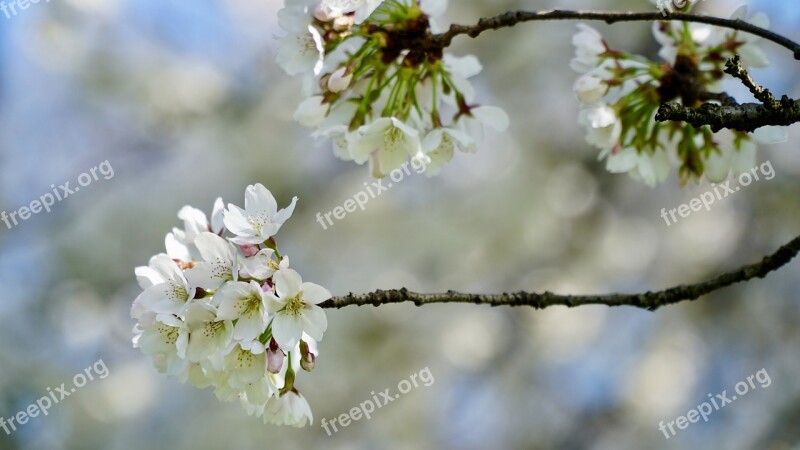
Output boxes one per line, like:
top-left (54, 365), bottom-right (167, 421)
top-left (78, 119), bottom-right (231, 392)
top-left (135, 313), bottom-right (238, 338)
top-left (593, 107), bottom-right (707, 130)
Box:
top-left (656, 56), bottom-right (800, 132)
top-left (320, 234), bottom-right (800, 310)
top-left (432, 10), bottom-right (800, 60)
top-left (655, 100), bottom-right (800, 132)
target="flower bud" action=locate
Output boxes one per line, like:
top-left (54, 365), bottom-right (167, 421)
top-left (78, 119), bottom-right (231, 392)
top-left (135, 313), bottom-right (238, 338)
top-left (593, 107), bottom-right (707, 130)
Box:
top-left (267, 339), bottom-right (285, 374)
top-left (299, 340), bottom-right (316, 372)
top-left (240, 244), bottom-right (259, 257)
top-left (327, 67), bottom-right (353, 93)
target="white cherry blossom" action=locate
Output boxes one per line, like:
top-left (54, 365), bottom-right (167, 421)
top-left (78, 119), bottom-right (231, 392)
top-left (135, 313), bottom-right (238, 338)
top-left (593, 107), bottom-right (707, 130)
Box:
top-left (184, 232), bottom-right (239, 289)
top-left (268, 269), bottom-right (330, 351)
top-left (224, 184), bottom-right (298, 245)
top-left (262, 390), bottom-right (314, 427)
top-left (133, 254), bottom-right (195, 316)
top-left (215, 281), bottom-right (271, 343)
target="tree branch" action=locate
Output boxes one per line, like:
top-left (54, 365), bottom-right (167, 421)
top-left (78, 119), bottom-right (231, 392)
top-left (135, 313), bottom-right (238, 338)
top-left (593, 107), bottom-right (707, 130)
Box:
top-left (655, 99), bottom-right (800, 132)
top-left (655, 56), bottom-right (800, 132)
top-left (320, 233), bottom-right (800, 310)
top-left (432, 9), bottom-right (800, 60)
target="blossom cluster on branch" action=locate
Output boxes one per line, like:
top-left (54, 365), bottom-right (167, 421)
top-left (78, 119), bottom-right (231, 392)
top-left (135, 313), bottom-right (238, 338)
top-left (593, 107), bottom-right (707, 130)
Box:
top-left (131, 185), bottom-right (329, 427)
top-left (130, 1), bottom-right (800, 428)
top-left (572, 3), bottom-right (788, 186)
top-left (277, 0), bottom-right (509, 177)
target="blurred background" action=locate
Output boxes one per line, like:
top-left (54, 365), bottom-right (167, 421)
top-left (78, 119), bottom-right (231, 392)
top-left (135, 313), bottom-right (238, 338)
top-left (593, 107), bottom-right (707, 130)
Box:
top-left (0, 0), bottom-right (798, 448)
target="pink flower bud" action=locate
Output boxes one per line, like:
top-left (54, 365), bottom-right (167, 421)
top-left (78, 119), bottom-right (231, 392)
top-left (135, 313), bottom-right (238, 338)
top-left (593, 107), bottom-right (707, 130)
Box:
top-left (327, 67), bottom-right (353, 93)
top-left (267, 339), bottom-right (285, 374)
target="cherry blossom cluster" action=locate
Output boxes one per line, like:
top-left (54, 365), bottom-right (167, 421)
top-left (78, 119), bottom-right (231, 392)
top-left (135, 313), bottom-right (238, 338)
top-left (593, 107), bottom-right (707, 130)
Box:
top-left (572, 4), bottom-right (787, 186)
top-left (131, 184), bottom-right (329, 427)
top-left (277, 0), bottom-right (509, 178)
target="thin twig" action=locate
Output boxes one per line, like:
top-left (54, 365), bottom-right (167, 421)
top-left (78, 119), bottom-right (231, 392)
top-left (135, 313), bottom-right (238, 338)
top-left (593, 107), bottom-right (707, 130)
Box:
top-left (432, 9), bottom-right (800, 60)
top-left (321, 234), bottom-right (800, 310)
top-left (724, 55), bottom-right (781, 109)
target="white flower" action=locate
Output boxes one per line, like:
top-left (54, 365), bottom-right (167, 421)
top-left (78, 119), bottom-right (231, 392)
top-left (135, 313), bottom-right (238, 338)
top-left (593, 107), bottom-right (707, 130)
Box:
top-left (222, 343), bottom-right (268, 389)
top-left (578, 104), bottom-right (621, 150)
top-left (421, 128), bottom-right (473, 176)
top-left (705, 140), bottom-right (755, 183)
top-left (294, 96), bottom-right (330, 128)
top-left (313, 102), bottom-right (359, 160)
top-left (262, 390), bottom-right (314, 427)
top-left (458, 106), bottom-right (510, 153)
top-left (710, 6), bottom-right (770, 68)
top-left (241, 249), bottom-right (288, 280)
top-left (215, 281), bottom-right (271, 343)
top-left (321, 127), bottom-right (356, 161)
top-left (184, 303), bottom-right (234, 363)
top-left (571, 24), bottom-right (607, 73)
top-left (705, 127), bottom-right (785, 183)
top-left (133, 254), bottom-right (195, 316)
top-left (574, 74), bottom-right (608, 104)
top-left (322, 0), bottom-right (384, 24)
top-left (165, 199), bottom-right (225, 261)
top-left (223, 184), bottom-right (298, 245)
top-left (134, 314), bottom-right (188, 376)
top-left (236, 377), bottom-right (277, 413)
top-left (440, 53), bottom-right (481, 103)
top-left (132, 264), bottom-right (166, 319)
top-left (278, 0), bottom-right (318, 31)
top-left (651, 11), bottom-right (715, 61)
top-left (418, 0), bottom-right (448, 32)
top-left (350, 117), bottom-right (422, 178)
top-left (184, 232), bottom-right (239, 289)
top-left (276, 24), bottom-right (324, 77)
top-left (133, 183), bottom-right (328, 428)
top-left (602, 147), bottom-right (671, 187)
top-left (183, 361), bottom-right (219, 389)
top-left (753, 126), bottom-right (788, 145)
top-left (268, 269), bottom-right (330, 351)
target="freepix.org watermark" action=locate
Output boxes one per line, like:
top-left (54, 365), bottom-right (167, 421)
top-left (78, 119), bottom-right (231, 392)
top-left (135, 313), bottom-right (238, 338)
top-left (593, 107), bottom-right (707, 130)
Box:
top-left (656, 0), bottom-right (707, 17)
top-left (658, 368), bottom-right (771, 439)
top-left (1, 0), bottom-right (52, 20)
top-left (660, 160), bottom-right (774, 226)
top-left (315, 157), bottom-right (426, 230)
top-left (0, 359), bottom-right (110, 436)
top-left (321, 366), bottom-right (434, 436)
top-left (1, 160), bottom-right (114, 231)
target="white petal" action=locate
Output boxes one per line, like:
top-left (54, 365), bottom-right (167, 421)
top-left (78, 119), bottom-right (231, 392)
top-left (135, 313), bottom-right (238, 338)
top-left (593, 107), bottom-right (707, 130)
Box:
top-left (471, 106), bottom-right (510, 131)
top-left (274, 269), bottom-right (303, 299)
top-left (165, 232), bottom-right (192, 261)
top-left (420, 0), bottom-right (447, 18)
top-left (272, 314), bottom-right (304, 350)
top-left (195, 232), bottom-right (235, 264)
top-left (300, 282), bottom-right (331, 304)
top-left (753, 126), bottom-right (788, 144)
top-left (215, 282), bottom-right (253, 320)
top-left (444, 53), bottom-right (482, 78)
top-left (234, 312), bottom-right (268, 342)
top-left (223, 204), bottom-right (255, 236)
top-left (246, 184), bottom-right (278, 216)
top-left (302, 305), bottom-right (328, 338)
top-left (211, 197), bottom-right (225, 233)
top-left (135, 265), bottom-right (164, 290)
top-left (273, 196), bottom-right (299, 225)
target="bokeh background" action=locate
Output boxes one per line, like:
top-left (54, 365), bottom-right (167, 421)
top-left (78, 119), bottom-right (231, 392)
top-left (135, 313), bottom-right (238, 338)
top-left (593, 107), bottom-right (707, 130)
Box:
top-left (0, 0), bottom-right (799, 449)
